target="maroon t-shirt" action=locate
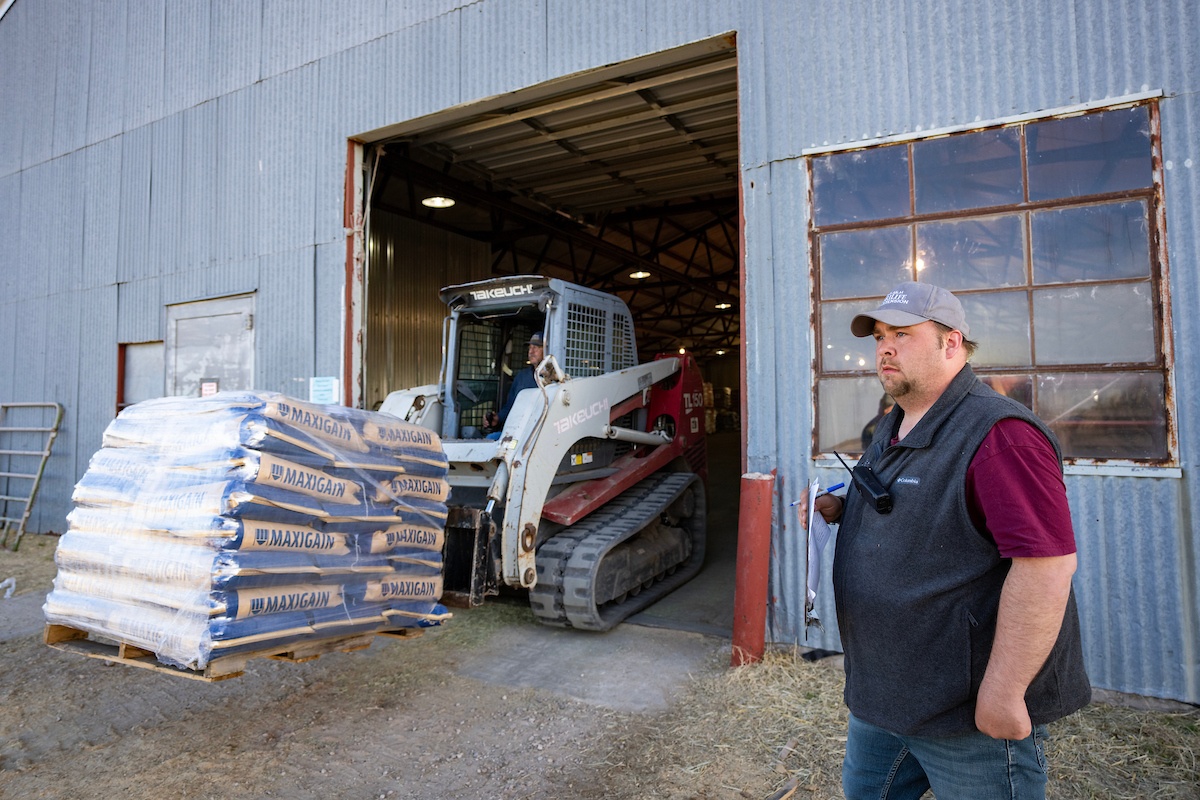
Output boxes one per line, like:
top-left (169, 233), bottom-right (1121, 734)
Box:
top-left (964, 417), bottom-right (1077, 558)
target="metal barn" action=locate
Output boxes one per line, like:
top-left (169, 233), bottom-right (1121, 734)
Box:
top-left (0, 0), bottom-right (1196, 705)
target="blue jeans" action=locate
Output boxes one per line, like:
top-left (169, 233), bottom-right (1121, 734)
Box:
top-left (842, 714), bottom-right (1049, 800)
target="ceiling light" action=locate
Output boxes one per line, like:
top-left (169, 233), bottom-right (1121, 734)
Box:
top-left (421, 196), bottom-right (455, 209)
top-left (678, 347), bottom-right (686, 354)
top-left (629, 270), bottom-right (651, 280)
top-left (716, 349), bottom-right (727, 356)
top-left (715, 302), bottom-right (732, 310)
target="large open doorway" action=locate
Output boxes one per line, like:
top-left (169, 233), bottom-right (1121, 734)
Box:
top-left (355, 36), bottom-right (742, 636)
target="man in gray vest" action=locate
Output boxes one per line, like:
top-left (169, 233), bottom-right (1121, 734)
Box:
top-left (803, 282), bottom-right (1090, 799)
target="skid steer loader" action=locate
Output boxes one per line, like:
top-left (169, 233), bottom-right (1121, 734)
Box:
top-left (379, 275), bottom-right (707, 630)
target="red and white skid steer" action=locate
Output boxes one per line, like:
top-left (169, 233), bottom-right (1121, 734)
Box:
top-left (380, 275), bottom-right (707, 631)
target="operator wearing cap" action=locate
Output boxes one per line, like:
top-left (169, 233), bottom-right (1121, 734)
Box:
top-left (800, 282), bottom-right (1090, 799)
top-left (483, 332), bottom-right (544, 438)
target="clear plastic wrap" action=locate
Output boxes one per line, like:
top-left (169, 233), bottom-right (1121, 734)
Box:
top-left (43, 391), bottom-right (451, 671)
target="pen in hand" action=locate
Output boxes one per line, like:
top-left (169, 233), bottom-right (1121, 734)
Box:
top-left (789, 482), bottom-right (844, 507)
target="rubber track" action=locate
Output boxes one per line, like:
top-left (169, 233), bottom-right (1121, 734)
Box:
top-left (528, 472), bottom-right (705, 631)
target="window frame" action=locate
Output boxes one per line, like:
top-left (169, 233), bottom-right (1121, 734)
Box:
top-left (805, 96), bottom-right (1177, 468)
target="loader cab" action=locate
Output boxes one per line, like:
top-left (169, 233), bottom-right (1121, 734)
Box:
top-left (437, 275), bottom-right (641, 442)
top-left (439, 276), bottom-right (553, 440)
top-left (448, 313), bottom-right (545, 438)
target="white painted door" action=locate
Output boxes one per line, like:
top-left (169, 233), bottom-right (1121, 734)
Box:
top-left (165, 294), bottom-right (256, 397)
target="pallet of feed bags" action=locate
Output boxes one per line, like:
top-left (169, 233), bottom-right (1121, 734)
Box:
top-left (43, 392), bottom-right (452, 680)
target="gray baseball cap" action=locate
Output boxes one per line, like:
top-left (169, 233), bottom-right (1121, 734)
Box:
top-left (850, 282), bottom-right (970, 338)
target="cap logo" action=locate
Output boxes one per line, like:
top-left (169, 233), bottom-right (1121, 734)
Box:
top-left (883, 289), bottom-right (909, 306)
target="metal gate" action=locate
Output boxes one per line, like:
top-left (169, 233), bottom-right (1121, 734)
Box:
top-left (0, 402), bottom-right (64, 550)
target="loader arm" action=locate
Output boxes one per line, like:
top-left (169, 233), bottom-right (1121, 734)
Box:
top-left (493, 357), bottom-right (681, 588)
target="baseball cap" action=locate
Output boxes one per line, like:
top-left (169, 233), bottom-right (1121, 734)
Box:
top-left (528, 333), bottom-right (544, 347)
top-left (850, 282), bottom-right (970, 338)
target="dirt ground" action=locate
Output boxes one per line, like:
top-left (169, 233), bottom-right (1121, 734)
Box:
top-left (3, 534), bottom-right (1199, 800)
top-left (0, 534), bottom-right (788, 800)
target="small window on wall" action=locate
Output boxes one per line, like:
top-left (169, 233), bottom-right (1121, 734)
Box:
top-left (809, 103), bottom-right (1172, 463)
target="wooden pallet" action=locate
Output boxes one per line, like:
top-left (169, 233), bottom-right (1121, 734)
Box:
top-left (44, 624), bottom-right (423, 682)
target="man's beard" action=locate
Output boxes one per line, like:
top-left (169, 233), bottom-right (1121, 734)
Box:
top-left (880, 371), bottom-right (911, 399)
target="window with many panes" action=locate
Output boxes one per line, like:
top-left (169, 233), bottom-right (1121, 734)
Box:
top-left (809, 102), bottom-right (1172, 463)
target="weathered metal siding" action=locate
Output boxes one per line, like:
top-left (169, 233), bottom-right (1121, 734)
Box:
top-left (0, 7), bottom-right (22, 176)
top-left (51, 2), bottom-right (91, 160)
top-left (0, 0), bottom-right (1196, 703)
top-left (124, 0), bottom-right (167, 131)
top-left (116, 126), bottom-right (154, 284)
top-left (17, 0), bottom-right (55, 170)
top-left (1068, 477), bottom-right (1195, 700)
top-left (1149, 0), bottom-right (1200, 705)
top-left (314, 242), bottom-right (348, 379)
top-left (0, 172), bottom-right (18, 319)
top-left (82, 138), bottom-right (123, 290)
top-left (460, 0), bottom-right (547, 101)
top-left (208, 0), bottom-right (263, 99)
top-left (84, 0), bottom-right (130, 144)
top-left (258, 248), bottom-right (316, 399)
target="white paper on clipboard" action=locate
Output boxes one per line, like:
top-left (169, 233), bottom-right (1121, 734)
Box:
top-left (805, 477), bottom-right (834, 632)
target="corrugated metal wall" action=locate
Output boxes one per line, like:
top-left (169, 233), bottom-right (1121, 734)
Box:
top-left (0, 0), bottom-right (1196, 704)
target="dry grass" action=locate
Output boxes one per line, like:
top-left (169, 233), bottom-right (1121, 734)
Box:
top-left (594, 648), bottom-right (1200, 799)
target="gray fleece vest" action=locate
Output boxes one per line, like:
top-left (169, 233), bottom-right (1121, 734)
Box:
top-left (833, 365), bottom-right (1091, 737)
